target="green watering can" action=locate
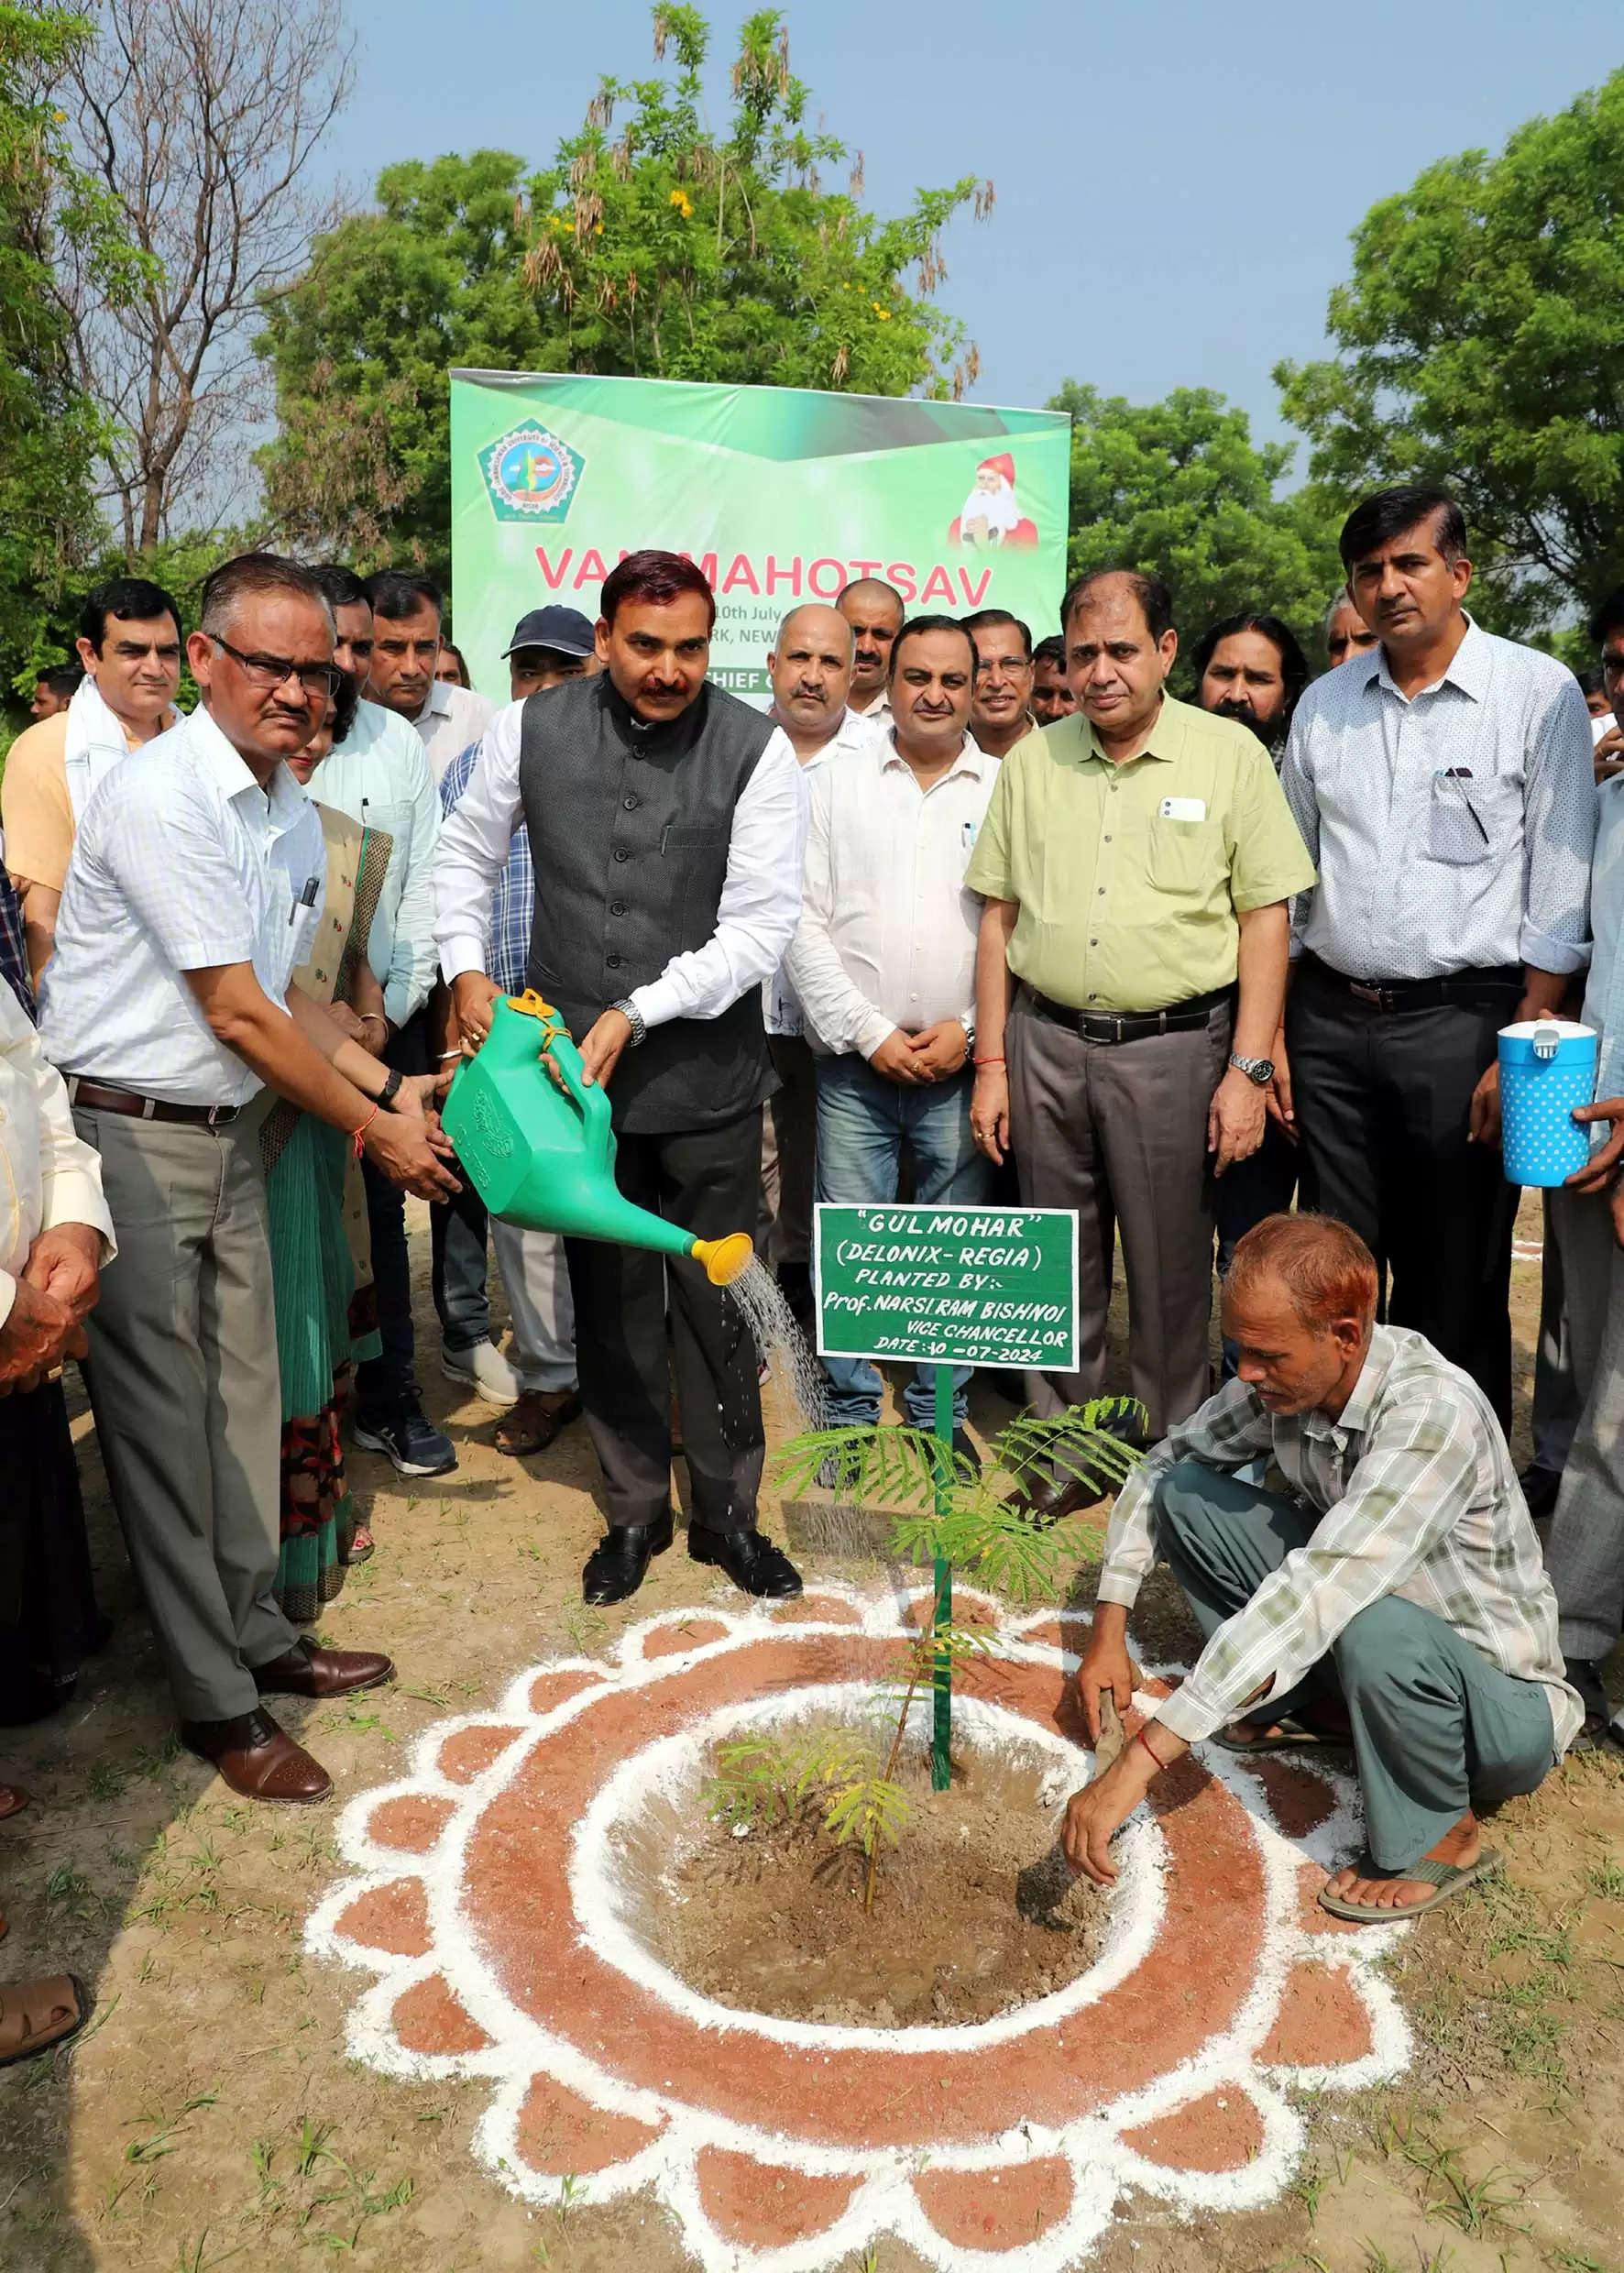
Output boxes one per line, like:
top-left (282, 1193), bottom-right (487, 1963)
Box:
top-left (440, 991), bottom-right (755, 1288)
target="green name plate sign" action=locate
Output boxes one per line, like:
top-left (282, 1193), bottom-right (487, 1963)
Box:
top-left (813, 1204), bottom-right (1079, 1371)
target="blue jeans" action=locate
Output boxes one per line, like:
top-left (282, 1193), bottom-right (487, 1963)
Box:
top-left (814, 1053), bottom-right (993, 1429)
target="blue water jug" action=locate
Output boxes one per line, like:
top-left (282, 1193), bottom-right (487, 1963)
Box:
top-left (1498, 1020), bottom-right (1597, 1187)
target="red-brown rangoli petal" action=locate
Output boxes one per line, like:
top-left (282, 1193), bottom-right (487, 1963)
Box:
top-left (642, 1618), bottom-right (730, 1659)
top-left (695, 2147), bottom-right (860, 2246)
top-left (1294, 1858), bottom-right (1365, 1938)
top-left (335, 1877), bottom-right (430, 1957)
top-left (528, 1669), bottom-right (608, 1715)
top-left (366, 1795), bottom-right (454, 1853)
top-left (390, 1973), bottom-right (492, 2056)
top-left (914, 2157), bottom-right (1074, 2250)
top-left (1258, 1960), bottom-right (1373, 2068)
top-left (774, 1593), bottom-right (863, 1626)
top-left (438, 1725), bottom-right (524, 1783)
top-left (514, 2073), bottom-right (664, 2175)
top-left (1121, 2086), bottom-right (1264, 2172)
top-left (1247, 1756), bottom-right (1337, 1839)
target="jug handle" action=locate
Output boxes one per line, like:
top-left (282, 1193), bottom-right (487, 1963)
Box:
top-left (540, 1029), bottom-right (615, 1166)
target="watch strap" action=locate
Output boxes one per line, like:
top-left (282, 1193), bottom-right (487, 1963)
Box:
top-left (378, 1066), bottom-right (404, 1108)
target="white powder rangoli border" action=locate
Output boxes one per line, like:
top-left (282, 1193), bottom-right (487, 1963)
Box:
top-left (306, 1585), bottom-right (1411, 2269)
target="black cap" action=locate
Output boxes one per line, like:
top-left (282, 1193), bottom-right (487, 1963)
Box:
top-left (503, 605), bottom-right (596, 660)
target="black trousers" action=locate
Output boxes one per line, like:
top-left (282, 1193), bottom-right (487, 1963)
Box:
top-left (565, 1106), bottom-right (765, 1532)
top-left (1286, 959), bottom-right (1520, 1427)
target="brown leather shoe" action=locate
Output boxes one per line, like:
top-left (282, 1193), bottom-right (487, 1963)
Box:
top-left (1017, 1472), bottom-right (1106, 1529)
top-left (180, 1707), bottom-right (333, 1803)
top-left (251, 1635), bottom-right (394, 1700)
top-left (0, 1974), bottom-right (89, 2067)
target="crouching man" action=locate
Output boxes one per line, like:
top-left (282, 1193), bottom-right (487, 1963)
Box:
top-left (1064, 1213), bottom-right (1581, 1923)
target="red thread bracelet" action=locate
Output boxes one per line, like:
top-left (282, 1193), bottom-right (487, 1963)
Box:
top-left (972, 1055), bottom-right (1005, 1067)
top-left (351, 1102), bottom-right (379, 1159)
top-left (1135, 1725), bottom-right (1164, 1772)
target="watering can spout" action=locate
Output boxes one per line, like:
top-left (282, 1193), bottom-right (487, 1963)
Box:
top-left (440, 992), bottom-right (755, 1279)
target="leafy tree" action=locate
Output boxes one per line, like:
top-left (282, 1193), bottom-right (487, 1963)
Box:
top-left (258, 5), bottom-right (990, 578)
top-left (0, 2), bottom-right (141, 698)
top-left (1051, 380), bottom-right (1343, 662)
top-left (1277, 70), bottom-right (1624, 640)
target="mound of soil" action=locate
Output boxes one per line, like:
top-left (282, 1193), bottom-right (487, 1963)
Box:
top-left (623, 1730), bottom-right (1110, 2029)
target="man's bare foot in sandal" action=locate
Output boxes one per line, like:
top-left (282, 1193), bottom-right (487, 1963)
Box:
top-left (0, 1974), bottom-right (89, 2066)
top-left (1322, 1811), bottom-right (1487, 1918)
top-left (493, 1388), bottom-right (582, 1458)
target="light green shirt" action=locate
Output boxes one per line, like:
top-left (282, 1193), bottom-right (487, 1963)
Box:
top-left (964, 695), bottom-right (1317, 1014)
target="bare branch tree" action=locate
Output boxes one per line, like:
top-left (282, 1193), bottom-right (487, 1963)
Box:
top-left (49, 0), bottom-right (353, 559)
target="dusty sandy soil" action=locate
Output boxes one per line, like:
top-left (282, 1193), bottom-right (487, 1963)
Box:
top-left (1, 1191), bottom-right (1620, 2273)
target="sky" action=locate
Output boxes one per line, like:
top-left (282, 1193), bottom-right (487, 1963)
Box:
top-left (330, 0), bottom-right (1618, 464)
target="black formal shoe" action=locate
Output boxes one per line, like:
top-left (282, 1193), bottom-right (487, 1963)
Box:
top-left (950, 1427), bottom-right (982, 1476)
top-left (582, 1511), bottom-right (675, 1606)
top-left (688, 1523), bottom-right (804, 1598)
top-left (1519, 1462), bottom-right (1563, 1521)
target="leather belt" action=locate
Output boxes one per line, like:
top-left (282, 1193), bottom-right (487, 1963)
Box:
top-left (1300, 953), bottom-right (1522, 1016)
top-left (1022, 983), bottom-right (1234, 1046)
top-left (67, 1079), bottom-right (240, 1127)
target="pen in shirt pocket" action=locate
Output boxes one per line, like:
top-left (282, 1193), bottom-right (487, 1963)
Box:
top-left (289, 873), bottom-right (319, 925)
top-left (961, 819), bottom-right (978, 850)
top-left (1435, 766), bottom-right (1489, 844)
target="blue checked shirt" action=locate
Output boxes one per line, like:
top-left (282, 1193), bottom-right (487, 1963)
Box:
top-left (1100, 1325), bottom-right (1582, 1755)
top-left (438, 741), bottom-right (532, 997)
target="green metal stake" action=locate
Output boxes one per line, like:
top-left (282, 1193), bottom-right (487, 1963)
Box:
top-left (932, 1362), bottom-right (953, 1792)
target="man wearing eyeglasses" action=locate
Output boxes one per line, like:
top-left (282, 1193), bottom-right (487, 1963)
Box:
top-left (39, 554), bottom-right (460, 1807)
top-left (964, 609), bottom-right (1039, 763)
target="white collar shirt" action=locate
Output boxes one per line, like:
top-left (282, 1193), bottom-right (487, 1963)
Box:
top-left (764, 706), bottom-right (885, 1038)
top-left (849, 687), bottom-right (892, 725)
top-left (1280, 619), bottom-right (1597, 982)
top-left (40, 703), bottom-right (326, 1106)
top-left (1586, 779), bottom-right (1624, 1100)
top-left (305, 698), bottom-right (441, 1027)
top-left (0, 983), bottom-right (115, 1330)
top-left (785, 727), bottom-right (999, 1059)
top-left (413, 680), bottom-right (496, 785)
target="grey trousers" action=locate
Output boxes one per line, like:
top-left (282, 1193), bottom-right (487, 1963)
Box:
top-left (1545, 1187), bottom-right (1624, 1661)
top-left (1531, 1189), bottom-right (1581, 1474)
top-left (489, 1218), bottom-right (576, 1393)
top-left (1151, 1461), bottom-right (1557, 1870)
top-left (1006, 994), bottom-right (1229, 1437)
top-left (71, 1108), bottom-right (297, 1721)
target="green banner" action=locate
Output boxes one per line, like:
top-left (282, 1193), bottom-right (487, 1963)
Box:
top-left (449, 370), bottom-right (1071, 699)
top-left (814, 1203), bottom-right (1079, 1372)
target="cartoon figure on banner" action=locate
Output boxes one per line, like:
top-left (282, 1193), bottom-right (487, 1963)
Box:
top-left (950, 452), bottom-right (1038, 549)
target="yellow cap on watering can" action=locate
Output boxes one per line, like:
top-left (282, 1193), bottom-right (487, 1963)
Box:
top-left (440, 992), bottom-right (756, 1284)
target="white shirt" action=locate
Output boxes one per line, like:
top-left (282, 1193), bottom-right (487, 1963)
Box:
top-left (1, 984), bottom-right (115, 1329)
top-left (41, 704), bottom-right (326, 1107)
top-left (412, 680), bottom-right (495, 784)
top-left (849, 688), bottom-right (892, 724)
top-left (433, 690), bottom-right (807, 1034)
top-left (1281, 619), bottom-right (1597, 981)
top-left (763, 707), bottom-right (883, 1038)
top-left (785, 728), bottom-right (999, 1060)
top-left (306, 699), bottom-right (440, 1028)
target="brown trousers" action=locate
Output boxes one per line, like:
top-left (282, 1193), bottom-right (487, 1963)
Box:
top-left (1006, 993), bottom-right (1230, 1437)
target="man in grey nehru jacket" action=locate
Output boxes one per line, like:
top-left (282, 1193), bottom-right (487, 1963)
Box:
top-left (435, 551), bottom-right (807, 1608)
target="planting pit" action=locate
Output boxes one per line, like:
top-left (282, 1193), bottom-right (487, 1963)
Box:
top-left (613, 1716), bottom-right (1112, 2027)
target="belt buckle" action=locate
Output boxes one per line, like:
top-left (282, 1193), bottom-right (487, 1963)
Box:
top-left (1349, 980), bottom-right (1388, 1009)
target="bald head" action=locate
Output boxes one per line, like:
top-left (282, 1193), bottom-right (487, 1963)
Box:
top-left (838, 577), bottom-right (905, 707)
top-left (769, 602), bottom-right (857, 753)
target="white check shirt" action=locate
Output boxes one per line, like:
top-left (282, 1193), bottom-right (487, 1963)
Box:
top-left (763, 707), bottom-right (884, 1039)
top-left (306, 698), bottom-right (440, 1027)
top-left (1100, 1324), bottom-right (1582, 1755)
top-left (41, 704), bottom-right (325, 1106)
top-left (1281, 619), bottom-right (1596, 981)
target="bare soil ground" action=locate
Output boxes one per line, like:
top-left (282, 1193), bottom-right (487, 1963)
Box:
top-left (0, 1191), bottom-right (1620, 2273)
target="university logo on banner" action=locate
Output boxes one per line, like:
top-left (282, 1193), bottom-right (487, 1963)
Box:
top-left (479, 422), bottom-right (583, 522)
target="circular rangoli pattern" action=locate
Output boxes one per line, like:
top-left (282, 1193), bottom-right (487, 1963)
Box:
top-left (308, 1585), bottom-right (1411, 2269)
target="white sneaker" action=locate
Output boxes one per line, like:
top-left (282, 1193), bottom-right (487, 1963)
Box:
top-left (441, 1338), bottom-right (520, 1405)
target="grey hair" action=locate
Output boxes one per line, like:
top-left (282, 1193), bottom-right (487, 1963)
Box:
top-left (1324, 584), bottom-right (1358, 631)
top-left (774, 602), bottom-right (854, 653)
top-left (199, 552), bottom-right (335, 643)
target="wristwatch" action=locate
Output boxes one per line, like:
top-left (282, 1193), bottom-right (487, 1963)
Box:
top-left (1228, 1051), bottom-right (1276, 1086)
top-left (378, 1067), bottom-right (404, 1108)
top-left (612, 996), bottom-right (648, 1048)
